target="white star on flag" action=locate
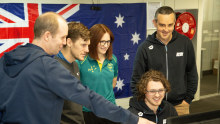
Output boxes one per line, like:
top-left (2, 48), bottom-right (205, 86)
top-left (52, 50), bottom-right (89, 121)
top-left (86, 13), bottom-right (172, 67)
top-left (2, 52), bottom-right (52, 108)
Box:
top-left (124, 53), bottom-right (130, 60)
top-left (116, 78), bottom-right (125, 91)
top-left (115, 13), bottom-right (125, 28)
top-left (131, 32), bottom-right (141, 45)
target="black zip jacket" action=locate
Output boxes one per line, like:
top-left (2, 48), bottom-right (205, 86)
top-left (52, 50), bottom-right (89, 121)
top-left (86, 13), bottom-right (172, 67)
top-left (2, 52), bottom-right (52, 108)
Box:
top-left (131, 31), bottom-right (198, 105)
top-left (128, 97), bottom-right (178, 124)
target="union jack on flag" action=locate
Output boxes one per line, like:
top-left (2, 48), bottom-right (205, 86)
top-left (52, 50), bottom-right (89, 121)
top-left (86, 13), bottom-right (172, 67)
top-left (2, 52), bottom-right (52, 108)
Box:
top-left (0, 3), bottom-right (80, 57)
top-left (0, 3), bottom-right (146, 98)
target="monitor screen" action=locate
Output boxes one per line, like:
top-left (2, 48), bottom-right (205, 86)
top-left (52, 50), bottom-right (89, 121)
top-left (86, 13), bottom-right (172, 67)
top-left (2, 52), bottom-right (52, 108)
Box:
top-left (167, 109), bottom-right (220, 124)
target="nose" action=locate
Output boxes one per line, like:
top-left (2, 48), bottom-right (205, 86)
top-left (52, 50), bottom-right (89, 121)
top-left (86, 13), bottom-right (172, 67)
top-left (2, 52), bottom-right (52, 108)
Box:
top-left (103, 42), bottom-right (109, 47)
top-left (163, 26), bottom-right (169, 32)
top-left (85, 46), bottom-right (89, 53)
top-left (155, 92), bottom-right (160, 97)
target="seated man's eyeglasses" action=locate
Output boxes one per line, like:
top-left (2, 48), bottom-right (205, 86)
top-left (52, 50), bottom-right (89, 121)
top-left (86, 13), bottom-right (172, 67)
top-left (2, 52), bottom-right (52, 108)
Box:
top-left (99, 40), bottom-right (111, 46)
top-left (146, 89), bottom-right (166, 95)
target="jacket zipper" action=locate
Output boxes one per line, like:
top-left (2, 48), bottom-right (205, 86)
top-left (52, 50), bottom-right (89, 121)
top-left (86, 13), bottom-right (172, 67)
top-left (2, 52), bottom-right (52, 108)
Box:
top-left (165, 45), bottom-right (168, 80)
top-left (156, 114), bottom-right (158, 124)
top-left (156, 38), bottom-right (169, 100)
top-left (165, 45), bottom-right (168, 100)
top-left (156, 38), bottom-right (169, 79)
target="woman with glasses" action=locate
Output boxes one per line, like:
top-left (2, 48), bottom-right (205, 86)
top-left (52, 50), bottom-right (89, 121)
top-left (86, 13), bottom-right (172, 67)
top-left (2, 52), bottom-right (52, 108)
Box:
top-left (128, 70), bottom-right (178, 124)
top-left (77, 24), bottom-right (119, 124)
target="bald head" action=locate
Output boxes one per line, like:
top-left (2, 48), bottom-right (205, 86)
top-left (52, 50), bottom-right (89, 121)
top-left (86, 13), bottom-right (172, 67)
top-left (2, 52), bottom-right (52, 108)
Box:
top-left (34, 12), bottom-right (67, 39)
top-left (32, 12), bottom-right (68, 55)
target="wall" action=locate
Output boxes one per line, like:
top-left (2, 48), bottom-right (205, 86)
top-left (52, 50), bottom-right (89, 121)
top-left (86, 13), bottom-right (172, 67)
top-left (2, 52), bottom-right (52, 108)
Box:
top-left (201, 0), bottom-right (220, 71)
top-left (3, 0), bottom-right (203, 106)
top-left (3, 0), bottom-right (159, 4)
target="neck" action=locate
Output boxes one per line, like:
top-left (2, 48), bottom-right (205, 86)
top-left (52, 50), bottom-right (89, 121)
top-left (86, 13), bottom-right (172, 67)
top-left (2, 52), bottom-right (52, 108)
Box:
top-left (61, 47), bottom-right (75, 63)
top-left (32, 39), bottom-right (47, 53)
top-left (145, 99), bottom-right (158, 114)
top-left (156, 34), bottom-right (172, 45)
top-left (98, 53), bottom-right (106, 63)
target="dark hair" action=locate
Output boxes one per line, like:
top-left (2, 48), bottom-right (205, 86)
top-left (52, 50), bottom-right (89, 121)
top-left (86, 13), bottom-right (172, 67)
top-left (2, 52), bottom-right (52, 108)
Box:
top-left (34, 12), bottom-right (66, 39)
top-left (89, 24), bottom-right (114, 60)
top-left (154, 6), bottom-right (176, 21)
top-left (136, 70), bottom-right (171, 100)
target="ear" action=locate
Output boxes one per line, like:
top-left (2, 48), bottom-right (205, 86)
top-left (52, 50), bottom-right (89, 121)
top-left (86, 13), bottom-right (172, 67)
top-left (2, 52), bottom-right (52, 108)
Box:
top-left (66, 38), bottom-right (72, 48)
top-left (43, 31), bottom-right (52, 42)
top-left (153, 19), bottom-right (157, 28)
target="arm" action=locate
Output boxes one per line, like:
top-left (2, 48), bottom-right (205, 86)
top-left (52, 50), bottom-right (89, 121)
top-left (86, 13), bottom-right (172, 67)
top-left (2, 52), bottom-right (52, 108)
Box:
top-left (45, 58), bottom-right (138, 124)
top-left (185, 40), bottom-right (198, 104)
top-left (138, 118), bottom-right (156, 124)
top-left (112, 77), bottom-right (117, 88)
top-left (112, 54), bottom-right (118, 88)
top-left (130, 42), bottom-right (148, 95)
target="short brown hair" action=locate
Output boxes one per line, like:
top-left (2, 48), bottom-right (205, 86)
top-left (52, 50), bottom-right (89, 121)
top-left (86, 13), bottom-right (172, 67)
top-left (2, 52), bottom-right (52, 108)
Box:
top-left (136, 70), bottom-right (171, 100)
top-left (89, 24), bottom-right (114, 60)
top-left (67, 21), bottom-right (90, 43)
top-left (154, 6), bottom-right (176, 21)
top-left (34, 12), bottom-right (66, 39)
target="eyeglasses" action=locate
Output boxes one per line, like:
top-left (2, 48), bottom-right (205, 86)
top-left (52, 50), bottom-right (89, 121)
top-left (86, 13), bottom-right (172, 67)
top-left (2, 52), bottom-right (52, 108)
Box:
top-left (146, 89), bottom-right (166, 95)
top-left (99, 40), bottom-right (111, 46)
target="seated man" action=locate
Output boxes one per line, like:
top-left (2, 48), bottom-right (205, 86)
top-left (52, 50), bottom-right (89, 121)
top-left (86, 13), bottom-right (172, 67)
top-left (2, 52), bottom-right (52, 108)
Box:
top-left (128, 70), bottom-right (178, 124)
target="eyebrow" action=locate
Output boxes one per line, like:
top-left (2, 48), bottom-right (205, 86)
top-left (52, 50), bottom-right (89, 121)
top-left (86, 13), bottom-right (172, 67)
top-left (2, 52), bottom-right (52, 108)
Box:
top-left (148, 88), bottom-right (165, 90)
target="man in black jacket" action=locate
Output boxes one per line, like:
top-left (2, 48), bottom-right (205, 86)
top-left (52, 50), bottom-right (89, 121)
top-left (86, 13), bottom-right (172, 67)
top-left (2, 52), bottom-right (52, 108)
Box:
top-left (130, 6), bottom-right (198, 115)
top-left (128, 70), bottom-right (177, 124)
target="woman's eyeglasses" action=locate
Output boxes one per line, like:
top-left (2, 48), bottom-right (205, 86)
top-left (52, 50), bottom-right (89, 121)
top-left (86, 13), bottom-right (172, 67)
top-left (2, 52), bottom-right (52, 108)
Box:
top-left (99, 40), bottom-right (111, 46)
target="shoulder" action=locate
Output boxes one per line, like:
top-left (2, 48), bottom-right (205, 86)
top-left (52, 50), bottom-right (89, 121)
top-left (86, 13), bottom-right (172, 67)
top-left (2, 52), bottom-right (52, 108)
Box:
top-left (139, 39), bottom-right (150, 48)
top-left (41, 56), bottom-right (63, 69)
top-left (163, 100), bottom-right (176, 110)
top-left (77, 55), bottom-right (90, 65)
top-left (128, 106), bottom-right (139, 115)
top-left (175, 31), bottom-right (192, 43)
top-left (111, 54), bottom-right (118, 63)
top-left (54, 56), bottom-right (67, 65)
top-left (137, 38), bottom-right (154, 53)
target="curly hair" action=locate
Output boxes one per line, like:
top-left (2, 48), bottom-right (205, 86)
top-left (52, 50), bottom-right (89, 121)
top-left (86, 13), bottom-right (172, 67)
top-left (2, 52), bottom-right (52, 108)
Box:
top-left (136, 70), bottom-right (171, 100)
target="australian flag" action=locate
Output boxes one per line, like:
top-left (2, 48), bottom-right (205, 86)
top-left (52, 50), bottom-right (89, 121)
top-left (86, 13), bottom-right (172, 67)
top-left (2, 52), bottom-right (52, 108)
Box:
top-left (0, 3), bottom-right (146, 98)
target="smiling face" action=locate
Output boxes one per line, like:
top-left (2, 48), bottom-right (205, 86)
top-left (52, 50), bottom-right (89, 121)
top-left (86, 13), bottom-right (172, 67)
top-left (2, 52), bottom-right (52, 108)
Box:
top-left (153, 13), bottom-right (175, 44)
top-left (145, 80), bottom-right (165, 109)
top-left (97, 32), bottom-right (111, 56)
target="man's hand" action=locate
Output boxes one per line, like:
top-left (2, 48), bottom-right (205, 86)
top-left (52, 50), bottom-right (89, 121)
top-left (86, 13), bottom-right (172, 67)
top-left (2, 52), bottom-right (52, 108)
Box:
top-left (138, 117), bottom-right (156, 124)
top-left (182, 100), bottom-right (189, 105)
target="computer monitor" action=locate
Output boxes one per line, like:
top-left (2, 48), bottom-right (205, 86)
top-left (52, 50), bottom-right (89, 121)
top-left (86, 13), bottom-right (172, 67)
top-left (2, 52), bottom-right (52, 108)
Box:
top-left (167, 109), bottom-right (220, 124)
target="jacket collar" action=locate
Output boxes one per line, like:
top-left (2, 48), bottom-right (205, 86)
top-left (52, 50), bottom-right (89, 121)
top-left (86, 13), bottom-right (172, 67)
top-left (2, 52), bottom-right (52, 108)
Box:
top-left (148, 30), bottom-right (178, 45)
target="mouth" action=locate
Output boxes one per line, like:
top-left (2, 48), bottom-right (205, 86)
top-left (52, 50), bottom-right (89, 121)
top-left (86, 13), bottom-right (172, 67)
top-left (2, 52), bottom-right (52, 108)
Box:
top-left (101, 47), bottom-right (108, 51)
top-left (82, 53), bottom-right (88, 57)
top-left (163, 33), bottom-right (168, 36)
top-left (153, 98), bottom-right (161, 103)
